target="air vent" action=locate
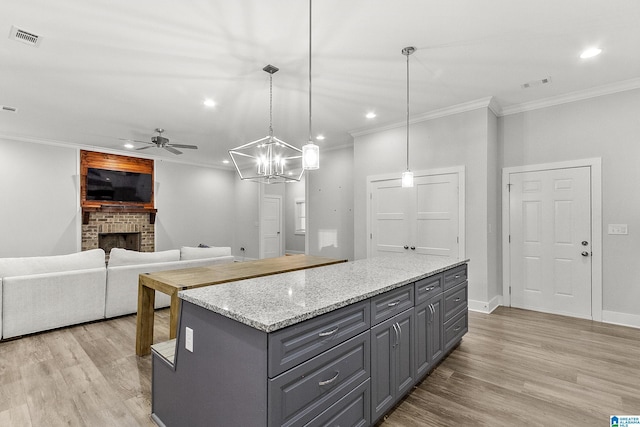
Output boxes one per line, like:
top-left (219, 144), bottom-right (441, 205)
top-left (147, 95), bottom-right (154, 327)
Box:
top-left (521, 77), bottom-right (552, 89)
top-left (2, 106), bottom-right (18, 113)
top-left (9, 25), bottom-right (42, 47)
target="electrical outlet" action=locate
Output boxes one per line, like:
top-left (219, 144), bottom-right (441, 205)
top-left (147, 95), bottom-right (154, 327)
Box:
top-left (608, 224), bottom-right (628, 235)
top-left (185, 327), bottom-right (194, 352)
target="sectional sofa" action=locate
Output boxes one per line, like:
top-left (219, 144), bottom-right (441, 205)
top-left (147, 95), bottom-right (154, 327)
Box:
top-left (0, 246), bottom-right (234, 339)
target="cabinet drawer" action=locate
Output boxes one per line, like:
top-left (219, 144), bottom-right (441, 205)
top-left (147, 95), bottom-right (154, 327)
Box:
top-left (443, 281), bottom-right (468, 322)
top-left (415, 273), bottom-right (443, 305)
top-left (370, 284), bottom-right (414, 326)
top-left (444, 309), bottom-right (468, 352)
top-left (268, 332), bottom-right (370, 427)
top-left (269, 300), bottom-right (370, 378)
top-left (306, 379), bottom-right (370, 427)
top-left (443, 264), bottom-right (467, 290)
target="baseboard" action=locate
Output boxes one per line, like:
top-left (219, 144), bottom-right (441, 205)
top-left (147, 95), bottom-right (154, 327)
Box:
top-left (468, 296), bottom-right (502, 314)
top-left (285, 251), bottom-right (305, 255)
top-left (234, 256), bottom-right (257, 262)
top-left (602, 310), bottom-right (640, 329)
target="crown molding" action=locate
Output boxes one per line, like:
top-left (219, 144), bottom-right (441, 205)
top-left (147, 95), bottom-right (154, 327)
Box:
top-left (0, 133), bottom-right (232, 171)
top-left (500, 77), bottom-right (640, 116)
top-left (349, 96), bottom-right (495, 138)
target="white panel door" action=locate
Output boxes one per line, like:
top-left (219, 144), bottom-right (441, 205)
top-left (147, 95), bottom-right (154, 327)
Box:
top-left (261, 195), bottom-right (282, 259)
top-left (371, 179), bottom-right (410, 256)
top-left (370, 172), bottom-right (460, 259)
top-left (413, 174), bottom-right (459, 257)
top-left (509, 167), bottom-right (591, 318)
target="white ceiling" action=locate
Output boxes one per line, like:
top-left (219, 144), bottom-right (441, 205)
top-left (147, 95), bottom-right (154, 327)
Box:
top-left (2, 0), bottom-right (640, 167)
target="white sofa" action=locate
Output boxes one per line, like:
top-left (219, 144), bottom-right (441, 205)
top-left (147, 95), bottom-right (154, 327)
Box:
top-left (104, 247), bottom-right (234, 318)
top-left (0, 246), bottom-right (234, 339)
top-left (0, 249), bottom-right (107, 339)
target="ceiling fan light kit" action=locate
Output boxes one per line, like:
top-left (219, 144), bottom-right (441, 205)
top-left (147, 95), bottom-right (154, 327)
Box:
top-left (124, 128), bottom-right (198, 155)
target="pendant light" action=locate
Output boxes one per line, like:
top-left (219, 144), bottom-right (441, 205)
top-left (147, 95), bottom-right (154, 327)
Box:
top-left (228, 65), bottom-right (304, 184)
top-left (401, 46), bottom-right (415, 188)
top-left (302, 0), bottom-right (319, 170)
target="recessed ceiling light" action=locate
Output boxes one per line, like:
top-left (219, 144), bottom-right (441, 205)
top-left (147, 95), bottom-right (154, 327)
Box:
top-left (366, 112), bottom-right (376, 119)
top-left (203, 99), bottom-right (216, 107)
top-left (222, 159), bottom-right (230, 164)
top-left (124, 143), bottom-right (134, 149)
top-left (580, 47), bottom-right (602, 59)
top-left (316, 135), bottom-right (325, 141)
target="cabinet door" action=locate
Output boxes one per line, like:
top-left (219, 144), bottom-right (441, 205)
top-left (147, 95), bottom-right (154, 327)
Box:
top-left (370, 308), bottom-right (415, 423)
top-left (370, 317), bottom-right (396, 422)
top-left (414, 294), bottom-right (443, 379)
top-left (428, 294), bottom-right (444, 366)
top-left (394, 309), bottom-right (415, 398)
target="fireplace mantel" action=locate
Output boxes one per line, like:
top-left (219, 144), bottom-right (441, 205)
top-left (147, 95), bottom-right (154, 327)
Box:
top-left (82, 206), bottom-right (157, 225)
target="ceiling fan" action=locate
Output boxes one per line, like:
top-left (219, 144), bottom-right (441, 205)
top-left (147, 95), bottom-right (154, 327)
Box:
top-left (120, 128), bottom-right (198, 155)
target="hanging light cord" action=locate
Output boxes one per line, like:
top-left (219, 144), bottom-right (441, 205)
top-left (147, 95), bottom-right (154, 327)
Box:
top-left (406, 50), bottom-right (410, 171)
top-left (308, 0), bottom-right (313, 143)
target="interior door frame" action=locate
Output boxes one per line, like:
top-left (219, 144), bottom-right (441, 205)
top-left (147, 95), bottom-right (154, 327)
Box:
top-left (366, 166), bottom-right (466, 260)
top-left (501, 158), bottom-right (602, 321)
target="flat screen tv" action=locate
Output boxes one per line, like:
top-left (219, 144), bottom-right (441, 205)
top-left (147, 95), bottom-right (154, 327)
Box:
top-left (86, 168), bottom-right (152, 203)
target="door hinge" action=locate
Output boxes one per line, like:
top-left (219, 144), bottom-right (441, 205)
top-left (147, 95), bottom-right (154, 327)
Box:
top-left (457, 236), bottom-right (459, 243)
top-left (507, 183), bottom-right (512, 192)
top-left (509, 286), bottom-right (511, 296)
top-left (370, 233), bottom-right (373, 239)
top-left (509, 235), bottom-right (511, 243)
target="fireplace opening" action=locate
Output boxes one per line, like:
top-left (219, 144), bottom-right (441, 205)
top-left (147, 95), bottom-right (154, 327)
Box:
top-left (99, 232), bottom-right (141, 258)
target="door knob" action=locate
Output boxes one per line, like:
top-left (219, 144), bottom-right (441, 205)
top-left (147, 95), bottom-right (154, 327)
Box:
top-left (581, 251), bottom-right (589, 257)
top-left (581, 241), bottom-right (589, 246)
top-left (410, 246), bottom-right (416, 250)
top-left (403, 245), bottom-right (409, 250)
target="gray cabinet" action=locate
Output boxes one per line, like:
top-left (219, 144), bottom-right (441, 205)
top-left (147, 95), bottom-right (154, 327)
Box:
top-left (415, 292), bottom-right (444, 379)
top-left (370, 308), bottom-right (415, 423)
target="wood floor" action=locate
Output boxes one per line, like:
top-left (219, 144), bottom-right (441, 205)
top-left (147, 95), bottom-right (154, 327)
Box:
top-left (0, 307), bottom-right (638, 426)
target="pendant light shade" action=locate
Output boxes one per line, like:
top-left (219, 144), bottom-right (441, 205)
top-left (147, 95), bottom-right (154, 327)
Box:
top-left (303, 0), bottom-right (320, 171)
top-left (401, 46), bottom-right (415, 188)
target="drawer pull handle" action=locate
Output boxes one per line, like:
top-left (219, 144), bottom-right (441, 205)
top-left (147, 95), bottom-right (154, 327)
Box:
top-left (454, 325), bottom-right (462, 332)
top-left (318, 371), bottom-right (340, 386)
top-left (454, 297), bottom-right (461, 302)
top-left (387, 300), bottom-right (401, 308)
top-left (424, 286), bottom-right (435, 292)
top-left (454, 275), bottom-right (461, 279)
top-left (318, 326), bottom-right (339, 337)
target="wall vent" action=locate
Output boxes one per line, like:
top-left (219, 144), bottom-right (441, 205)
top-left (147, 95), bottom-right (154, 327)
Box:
top-left (2, 105), bottom-right (18, 113)
top-left (521, 76), bottom-right (552, 89)
top-left (9, 25), bottom-right (42, 47)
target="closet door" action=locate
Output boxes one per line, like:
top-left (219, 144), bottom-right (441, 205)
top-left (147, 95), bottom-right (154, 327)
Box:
top-left (370, 179), bottom-right (410, 256)
top-left (413, 173), bottom-right (459, 257)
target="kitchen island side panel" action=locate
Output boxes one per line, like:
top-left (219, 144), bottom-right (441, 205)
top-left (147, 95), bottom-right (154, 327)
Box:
top-left (152, 301), bottom-right (268, 427)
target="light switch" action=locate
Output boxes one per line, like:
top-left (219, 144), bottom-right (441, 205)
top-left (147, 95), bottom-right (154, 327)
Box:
top-left (608, 224), bottom-right (628, 235)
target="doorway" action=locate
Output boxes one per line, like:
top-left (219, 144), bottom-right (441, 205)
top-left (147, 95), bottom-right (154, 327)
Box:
top-left (260, 194), bottom-right (283, 259)
top-left (502, 159), bottom-right (602, 320)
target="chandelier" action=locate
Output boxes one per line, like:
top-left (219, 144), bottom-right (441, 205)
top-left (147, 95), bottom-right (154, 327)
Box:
top-left (229, 65), bottom-right (304, 184)
top-left (229, 0), bottom-right (319, 183)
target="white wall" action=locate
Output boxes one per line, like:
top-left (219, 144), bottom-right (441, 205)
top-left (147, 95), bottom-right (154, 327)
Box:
top-left (0, 137), bottom-right (80, 257)
top-left (154, 161), bottom-right (235, 251)
top-left (353, 108), bottom-right (494, 306)
top-left (500, 88), bottom-right (640, 322)
top-left (308, 146), bottom-right (355, 260)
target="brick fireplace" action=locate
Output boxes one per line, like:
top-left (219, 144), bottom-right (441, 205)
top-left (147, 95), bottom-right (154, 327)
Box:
top-left (82, 211), bottom-right (155, 257)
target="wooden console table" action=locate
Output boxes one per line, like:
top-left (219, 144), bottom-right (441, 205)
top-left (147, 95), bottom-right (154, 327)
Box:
top-left (135, 255), bottom-right (347, 356)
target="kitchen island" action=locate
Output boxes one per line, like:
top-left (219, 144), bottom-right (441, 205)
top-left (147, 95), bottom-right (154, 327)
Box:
top-left (151, 255), bottom-right (469, 427)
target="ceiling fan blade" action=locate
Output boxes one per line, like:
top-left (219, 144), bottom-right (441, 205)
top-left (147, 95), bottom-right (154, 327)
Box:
top-left (164, 146), bottom-right (183, 155)
top-left (169, 144), bottom-right (198, 149)
top-left (136, 145), bottom-right (153, 150)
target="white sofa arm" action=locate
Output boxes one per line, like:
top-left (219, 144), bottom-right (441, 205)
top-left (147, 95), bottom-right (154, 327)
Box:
top-left (2, 268), bottom-right (107, 339)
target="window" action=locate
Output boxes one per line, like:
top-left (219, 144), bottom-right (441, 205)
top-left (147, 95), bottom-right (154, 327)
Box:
top-left (295, 198), bottom-right (306, 235)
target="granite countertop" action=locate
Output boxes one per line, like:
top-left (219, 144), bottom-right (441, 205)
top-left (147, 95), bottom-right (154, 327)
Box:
top-left (179, 254), bottom-right (468, 333)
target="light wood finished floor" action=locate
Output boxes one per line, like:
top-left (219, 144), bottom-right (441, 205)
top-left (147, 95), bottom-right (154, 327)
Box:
top-left (0, 307), bottom-right (638, 426)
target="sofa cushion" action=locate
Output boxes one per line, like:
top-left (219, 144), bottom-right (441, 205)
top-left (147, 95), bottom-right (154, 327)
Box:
top-left (0, 249), bottom-right (106, 278)
top-left (108, 248), bottom-right (180, 267)
top-left (180, 246), bottom-right (232, 260)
